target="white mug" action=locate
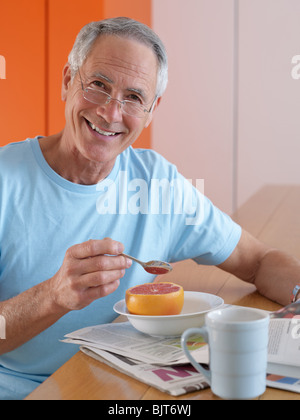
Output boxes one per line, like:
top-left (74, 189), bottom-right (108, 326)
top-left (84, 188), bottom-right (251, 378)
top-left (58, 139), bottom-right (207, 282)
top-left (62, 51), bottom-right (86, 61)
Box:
top-left (181, 306), bottom-right (270, 400)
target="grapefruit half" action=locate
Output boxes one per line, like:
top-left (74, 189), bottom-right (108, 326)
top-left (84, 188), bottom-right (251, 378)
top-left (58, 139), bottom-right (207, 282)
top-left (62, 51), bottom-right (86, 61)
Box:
top-left (125, 282), bottom-right (184, 316)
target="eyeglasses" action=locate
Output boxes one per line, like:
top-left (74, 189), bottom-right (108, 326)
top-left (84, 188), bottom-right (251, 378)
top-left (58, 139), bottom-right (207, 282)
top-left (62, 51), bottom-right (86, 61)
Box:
top-left (78, 70), bottom-right (157, 118)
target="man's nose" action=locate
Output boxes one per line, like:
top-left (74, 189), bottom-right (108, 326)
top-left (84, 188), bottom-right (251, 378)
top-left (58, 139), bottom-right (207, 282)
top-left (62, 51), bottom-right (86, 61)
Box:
top-left (96, 98), bottom-right (123, 123)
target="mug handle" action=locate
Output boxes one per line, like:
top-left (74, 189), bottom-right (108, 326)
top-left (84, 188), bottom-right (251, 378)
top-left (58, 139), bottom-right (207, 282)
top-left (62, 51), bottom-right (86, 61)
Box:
top-left (181, 327), bottom-right (211, 383)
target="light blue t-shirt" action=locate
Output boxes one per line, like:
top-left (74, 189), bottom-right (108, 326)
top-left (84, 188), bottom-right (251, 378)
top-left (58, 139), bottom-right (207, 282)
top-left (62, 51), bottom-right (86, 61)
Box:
top-left (0, 137), bottom-right (241, 399)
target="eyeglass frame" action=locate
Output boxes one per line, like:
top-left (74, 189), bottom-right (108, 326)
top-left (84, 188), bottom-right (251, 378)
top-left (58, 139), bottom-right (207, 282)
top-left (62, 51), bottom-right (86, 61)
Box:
top-left (78, 69), bottom-right (157, 118)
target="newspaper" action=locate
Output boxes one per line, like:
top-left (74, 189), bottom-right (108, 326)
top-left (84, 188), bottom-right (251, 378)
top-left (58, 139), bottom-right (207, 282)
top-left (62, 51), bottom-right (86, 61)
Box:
top-left (80, 347), bottom-right (209, 396)
top-left (62, 302), bottom-right (300, 396)
top-left (62, 322), bottom-right (209, 396)
top-left (266, 301), bottom-right (300, 393)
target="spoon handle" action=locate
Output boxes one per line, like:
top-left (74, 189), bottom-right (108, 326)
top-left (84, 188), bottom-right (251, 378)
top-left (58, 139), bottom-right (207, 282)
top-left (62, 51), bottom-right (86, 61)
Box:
top-left (121, 253), bottom-right (145, 267)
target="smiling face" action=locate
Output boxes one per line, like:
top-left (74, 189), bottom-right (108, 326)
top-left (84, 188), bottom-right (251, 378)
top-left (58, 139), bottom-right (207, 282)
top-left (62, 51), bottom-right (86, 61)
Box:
top-left (61, 35), bottom-right (159, 177)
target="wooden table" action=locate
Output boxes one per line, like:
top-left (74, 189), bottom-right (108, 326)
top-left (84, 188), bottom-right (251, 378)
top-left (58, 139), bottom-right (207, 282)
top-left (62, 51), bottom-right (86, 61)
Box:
top-left (26, 185), bottom-right (300, 400)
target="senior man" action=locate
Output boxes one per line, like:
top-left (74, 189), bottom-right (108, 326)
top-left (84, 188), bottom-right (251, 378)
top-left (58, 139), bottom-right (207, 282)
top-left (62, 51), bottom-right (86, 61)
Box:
top-left (0, 17), bottom-right (299, 400)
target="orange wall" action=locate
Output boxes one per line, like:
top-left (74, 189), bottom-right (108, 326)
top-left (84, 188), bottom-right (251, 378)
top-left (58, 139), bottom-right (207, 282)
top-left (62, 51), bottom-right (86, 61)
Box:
top-left (0, 0), bottom-right (151, 148)
top-left (0, 0), bottom-right (46, 146)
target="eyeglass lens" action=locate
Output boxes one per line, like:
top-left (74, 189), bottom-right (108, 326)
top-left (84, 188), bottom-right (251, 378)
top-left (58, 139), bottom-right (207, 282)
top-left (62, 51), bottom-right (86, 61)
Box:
top-left (83, 88), bottom-right (147, 118)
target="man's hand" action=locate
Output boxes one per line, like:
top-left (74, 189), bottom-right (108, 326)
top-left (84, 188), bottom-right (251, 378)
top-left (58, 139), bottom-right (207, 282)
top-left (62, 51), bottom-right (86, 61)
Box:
top-left (50, 238), bottom-right (132, 312)
top-left (0, 238), bottom-right (131, 355)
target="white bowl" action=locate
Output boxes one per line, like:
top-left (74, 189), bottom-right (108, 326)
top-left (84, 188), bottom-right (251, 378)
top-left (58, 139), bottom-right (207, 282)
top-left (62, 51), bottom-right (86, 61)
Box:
top-left (113, 291), bottom-right (224, 337)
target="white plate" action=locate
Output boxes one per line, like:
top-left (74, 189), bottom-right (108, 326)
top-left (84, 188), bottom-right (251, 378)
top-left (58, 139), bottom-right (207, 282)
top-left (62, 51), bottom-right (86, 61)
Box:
top-left (113, 291), bottom-right (224, 337)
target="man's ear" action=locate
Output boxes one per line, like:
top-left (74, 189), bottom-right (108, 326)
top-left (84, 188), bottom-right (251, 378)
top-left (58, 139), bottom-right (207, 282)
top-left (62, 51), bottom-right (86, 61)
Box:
top-left (144, 96), bottom-right (162, 128)
top-left (61, 63), bottom-right (72, 102)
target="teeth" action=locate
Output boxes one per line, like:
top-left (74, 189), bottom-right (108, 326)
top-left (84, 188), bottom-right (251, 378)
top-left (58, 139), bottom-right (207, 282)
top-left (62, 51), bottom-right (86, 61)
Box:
top-left (88, 121), bottom-right (116, 136)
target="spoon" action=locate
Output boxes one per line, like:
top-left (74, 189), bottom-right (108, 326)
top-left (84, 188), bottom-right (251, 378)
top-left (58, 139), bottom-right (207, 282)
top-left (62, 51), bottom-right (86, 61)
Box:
top-left (121, 253), bottom-right (173, 275)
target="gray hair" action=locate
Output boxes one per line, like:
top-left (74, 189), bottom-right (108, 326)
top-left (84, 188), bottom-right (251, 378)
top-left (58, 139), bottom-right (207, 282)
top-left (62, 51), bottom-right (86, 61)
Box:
top-left (68, 17), bottom-right (168, 97)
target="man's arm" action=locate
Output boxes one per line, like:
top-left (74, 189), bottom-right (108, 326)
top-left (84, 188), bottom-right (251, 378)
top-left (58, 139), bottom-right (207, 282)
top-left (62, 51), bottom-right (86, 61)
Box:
top-left (0, 238), bottom-right (131, 355)
top-left (217, 229), bottom-right (300, 306)
top-left (0, 280), bottom-right (67, 355)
